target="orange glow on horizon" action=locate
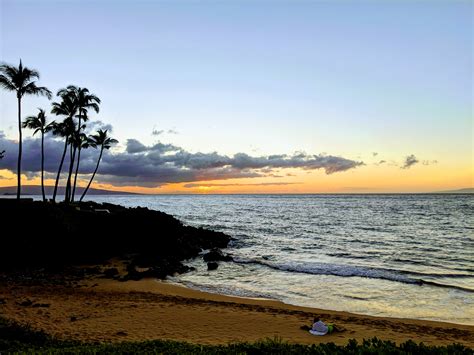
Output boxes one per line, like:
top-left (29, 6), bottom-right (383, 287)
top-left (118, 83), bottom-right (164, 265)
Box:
top-left (1, 162), bottom-right (472, 195)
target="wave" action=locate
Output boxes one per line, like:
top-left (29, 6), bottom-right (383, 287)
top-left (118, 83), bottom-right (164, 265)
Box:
top-left (232, 257), bottom-right (474, 293)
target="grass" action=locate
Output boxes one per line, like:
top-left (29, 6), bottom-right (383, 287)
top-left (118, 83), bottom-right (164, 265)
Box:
top-left (0, 317), bottom-right (471, 354)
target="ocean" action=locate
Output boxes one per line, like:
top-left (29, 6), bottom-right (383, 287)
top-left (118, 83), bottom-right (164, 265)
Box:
top-left (65, 194), bottom-right (474, 324)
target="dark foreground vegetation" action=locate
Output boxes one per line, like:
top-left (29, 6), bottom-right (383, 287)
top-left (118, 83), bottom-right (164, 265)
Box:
top-left (0, 317), bottom-right (471, 354)
top-left (0, 199), bottom-right (230, 280)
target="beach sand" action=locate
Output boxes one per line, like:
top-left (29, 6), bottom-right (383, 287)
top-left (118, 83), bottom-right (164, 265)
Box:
top-left (1, 277), bottom-right (473, 347)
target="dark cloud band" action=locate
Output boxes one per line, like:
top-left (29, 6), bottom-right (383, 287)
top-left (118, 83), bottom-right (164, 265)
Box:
top-left (0, 131), bottom-right (363, 187)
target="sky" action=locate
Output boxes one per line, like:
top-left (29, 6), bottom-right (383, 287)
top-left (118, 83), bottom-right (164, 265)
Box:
top-left (0, 0), bottom-right (472, 194)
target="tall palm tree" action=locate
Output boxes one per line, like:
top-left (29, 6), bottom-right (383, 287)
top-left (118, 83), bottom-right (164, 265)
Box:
top-left (80, 129), bottom-right (117, 202)
top-left (51, 95), bottom-right (77, 202)
top-left (0, 60), bottom-right (52, 199)
top-left (22, 108), bottom-right (54, 201)
top-left (57, 86), bottom-right (100, 202)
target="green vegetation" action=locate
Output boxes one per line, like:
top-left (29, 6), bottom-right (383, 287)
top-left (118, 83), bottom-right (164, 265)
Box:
top-left (0, 317), bottom-right (471, 354)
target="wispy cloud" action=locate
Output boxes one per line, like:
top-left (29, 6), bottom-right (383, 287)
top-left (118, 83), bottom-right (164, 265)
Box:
top-left (152, 128), bottom-right (178, 136)
top-left (151, 129), bottom-right (164, 136)
top-left (401, 154), bottom-right (419, 169)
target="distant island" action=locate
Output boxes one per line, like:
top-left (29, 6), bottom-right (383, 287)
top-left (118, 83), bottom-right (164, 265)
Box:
top-left (433, 188), bottom-right (474, 194)
top-left (0, 185), bottom-right (140, 196)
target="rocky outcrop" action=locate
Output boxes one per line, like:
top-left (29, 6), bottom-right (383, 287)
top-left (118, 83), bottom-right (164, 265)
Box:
top-left (0, 200), bottom-right (231, 280)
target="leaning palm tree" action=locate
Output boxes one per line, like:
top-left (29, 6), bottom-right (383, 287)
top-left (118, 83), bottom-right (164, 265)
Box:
top-left (80, 129), bottom-right (117, 202)
top-left (22, 108), bottom-right (55, 201)
top-left (51, 94), bottom-right (77, 202)
top-left (70, 130), bottom-right (89, 202)
top-left (50, 118), bottom-right (75, 202)
top-left (0, 60), bottom-right (52, 199)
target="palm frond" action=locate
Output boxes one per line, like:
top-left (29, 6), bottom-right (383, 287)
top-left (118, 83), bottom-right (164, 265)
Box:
top-left (0, 74), bottom-right (16, 91)
top-left (23, 83), bottom-right (52, 99)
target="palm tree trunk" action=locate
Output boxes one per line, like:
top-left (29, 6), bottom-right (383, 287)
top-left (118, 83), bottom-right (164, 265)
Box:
top-left (70, 112), bottom-right (82, 202)
top-left (41, 131), bottom-right (46, 201)
top-left (16, 97), bottom-right (22, 199)
top-left (72, 146), bottom-right (81, 202)
top-left (80, 147), bottom-right (103, 202)
top-left (53, 138), bottom-right (68, 202)
top-left (65, 143), bottom-right (75, 203)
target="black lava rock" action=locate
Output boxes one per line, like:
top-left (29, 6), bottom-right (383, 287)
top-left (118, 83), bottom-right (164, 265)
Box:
top-left (207, 262), bottom-right (219, 271)
top-left (203, 248), bottom-right (233, 262)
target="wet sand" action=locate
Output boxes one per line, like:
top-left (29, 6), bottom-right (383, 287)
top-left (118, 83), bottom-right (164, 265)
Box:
top-left (1, 278), bottom-right (473, 346)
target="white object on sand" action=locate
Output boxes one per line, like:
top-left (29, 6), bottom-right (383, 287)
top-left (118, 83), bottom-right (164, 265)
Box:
top-left (309, 320), bottom-right (328, 336)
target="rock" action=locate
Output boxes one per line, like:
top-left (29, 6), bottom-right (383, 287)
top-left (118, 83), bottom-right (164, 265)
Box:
top-left (203, 248), bottom-right (233, 262)
top-left (103, 267), bottom-right (119, 278)
top-left (18, 299), bottom-right (33, 307)
top-left (207, 262), bottom-right (219, 271)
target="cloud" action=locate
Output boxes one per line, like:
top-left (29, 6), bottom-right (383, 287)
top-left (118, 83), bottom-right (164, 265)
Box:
top-left (86, 120), bottom-right (113, 133)
top-left (152, 129), bottom-right (178, 136)
top-left (422, 159), bottom-right (438, 165)
top-left (183, 182), bottom-right (300, 188)
top-left (374, 160), bottom-right (386, 166)
top-left (401, 154), bottom-right (419, 169)
top-left (0, 131), bottom-right (363, 187)
top-left (372, 152), bottom-right (378, 157)
top-left (152, 129), bottom-right (164, 136)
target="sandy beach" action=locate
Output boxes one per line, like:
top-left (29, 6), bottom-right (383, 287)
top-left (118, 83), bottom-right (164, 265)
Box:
top-left (1, 277), bottom-right (473, 347)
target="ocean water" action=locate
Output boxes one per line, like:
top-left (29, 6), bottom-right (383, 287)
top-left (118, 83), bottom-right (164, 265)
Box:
top-left (79, 194), bottom-right (474, 324)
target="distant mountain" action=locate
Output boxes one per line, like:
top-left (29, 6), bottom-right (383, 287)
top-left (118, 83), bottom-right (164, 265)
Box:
top-left (433, 188), bottom-right (474, 194)
top-left (0, 185), bottom-right (140, 196)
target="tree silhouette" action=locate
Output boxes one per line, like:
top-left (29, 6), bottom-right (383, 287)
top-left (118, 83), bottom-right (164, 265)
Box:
top-left (51, 94), bottom-right (77, 202)
top-left (71, 124), bottom-right (92, 201)
top-left (22, 108), bottom-right (55, 201)
top-left (0, 60), bottom-right (52, 199)
top-left (80, 129), bottom-right (118, 201)
top-left (57, 86), bottom-right (100, 202)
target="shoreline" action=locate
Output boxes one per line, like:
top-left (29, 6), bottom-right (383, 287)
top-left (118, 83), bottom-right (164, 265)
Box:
top-left (162, 278), bottom-right (474, 327)
top-left (1, 277), bottom-right (473, 347)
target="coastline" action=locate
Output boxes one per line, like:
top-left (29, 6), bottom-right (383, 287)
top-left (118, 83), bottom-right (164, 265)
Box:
top-left (1, 277), bottom-right (473, 347)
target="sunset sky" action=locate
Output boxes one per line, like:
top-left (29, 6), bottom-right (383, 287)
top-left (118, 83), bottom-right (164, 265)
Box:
top-left (0, 0), bottom-right (472, 194)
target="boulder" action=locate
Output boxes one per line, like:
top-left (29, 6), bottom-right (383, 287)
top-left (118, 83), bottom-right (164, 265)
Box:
top-left (207, 262), bottom-right (219, 271)
top-left (203, 248), bottom-right (233, 262)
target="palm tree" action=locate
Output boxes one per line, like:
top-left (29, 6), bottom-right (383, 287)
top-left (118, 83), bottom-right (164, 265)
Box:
top-left (80, 129), bottom-right (117, 202)
top-left (22, 108), bottom-right (54, 201)
top-left (51, 95), bottom-right (77, 202)
top-left (70, 130), bottom-right (90, 201)
top-left (0, 60), bottom-right (52, 199)
top-left (57, 86), bottom-right (100, 201)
